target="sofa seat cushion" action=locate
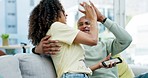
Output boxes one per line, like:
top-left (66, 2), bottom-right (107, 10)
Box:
top-left (15, 53), bottom-right (56, 78)
top-left (0, 55), bottom-right (22, 78)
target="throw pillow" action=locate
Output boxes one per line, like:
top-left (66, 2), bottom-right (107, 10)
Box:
top-left (15, 53), bottom-right (56, 78)
top-left (0, 55), bottom-right (22, 78)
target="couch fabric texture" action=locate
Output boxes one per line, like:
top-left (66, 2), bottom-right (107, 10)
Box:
top-left (0, 55), bottom-right (22, 78)
top-left (0, 53), bottom-right (56, 78)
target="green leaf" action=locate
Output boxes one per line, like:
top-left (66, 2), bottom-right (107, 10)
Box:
top-left (1, 34), bottom-right (9, 39)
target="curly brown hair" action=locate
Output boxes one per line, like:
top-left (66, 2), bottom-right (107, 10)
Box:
top-left (28, 0), bottom-right (65, 46)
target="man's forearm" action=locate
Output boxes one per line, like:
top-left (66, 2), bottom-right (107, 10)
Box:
top-left (103, 18), bottom-right (132, 41)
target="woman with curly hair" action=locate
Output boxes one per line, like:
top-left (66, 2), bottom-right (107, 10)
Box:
top-left (28, 0), bottom-right (101, 78)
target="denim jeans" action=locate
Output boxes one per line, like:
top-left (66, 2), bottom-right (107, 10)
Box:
top-left (61, 73), bottom-right (89, 78)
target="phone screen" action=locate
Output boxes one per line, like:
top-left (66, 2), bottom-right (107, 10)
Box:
top-left (102, 57), bottom-right (122, 67)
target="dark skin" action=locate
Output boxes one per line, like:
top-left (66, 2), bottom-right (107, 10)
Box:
top-left (35, 35), bottom-right (61, 55)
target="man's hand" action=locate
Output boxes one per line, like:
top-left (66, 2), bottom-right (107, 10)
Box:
top-left (35, 35), bottom-right (61, 55)
top-left (99, 53), bottom-right (116, 68)
top-left (89, 1), bottom-right (106, 22)
top-left (90, 53), bottom-right (116, 71)
top-left (79, 2), bottom-right (97, 22)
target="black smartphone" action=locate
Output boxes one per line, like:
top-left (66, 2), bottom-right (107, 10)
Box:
top-left (102, 57), bottom-right (122, 67)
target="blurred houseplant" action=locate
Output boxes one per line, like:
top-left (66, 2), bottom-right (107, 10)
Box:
top-left (1, 34), bottom-right (9, 46)
top-left (1, 34), bottom-right (15, 55)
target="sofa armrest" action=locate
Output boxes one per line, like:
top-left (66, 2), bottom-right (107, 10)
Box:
top-left (129, 64), bottom-right (148, 77)
top-left (0, 55), bottom-right (22, 78)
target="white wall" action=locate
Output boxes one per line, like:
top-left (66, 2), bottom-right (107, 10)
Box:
top-left (16, 0), bottom-right (40, 45)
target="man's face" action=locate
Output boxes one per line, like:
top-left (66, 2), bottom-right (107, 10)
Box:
top-left (77, 17), bottom-right (91, 33)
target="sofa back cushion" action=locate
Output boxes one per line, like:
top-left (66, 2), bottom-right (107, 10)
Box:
top-left (0, 55), bottom-right (22, 78)
top-left (15, 53), bottom-right (56, 78)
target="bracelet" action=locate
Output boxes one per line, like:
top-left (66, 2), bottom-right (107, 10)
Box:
top-left (32, 47), bottom-right (40, 55)
top-left (101, 18), bottom-right (107, 24)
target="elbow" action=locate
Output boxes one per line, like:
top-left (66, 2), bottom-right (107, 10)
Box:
top-left (128, 36), bottom-right (133, 44)
top-left (124, 35), bottom-right (133, 45)
top-left (89, 39), bottom-right (98, 46)
top-left (129, 38), bottom-right (133, 44)
top-left (123, 36), bottom-right (132, 48)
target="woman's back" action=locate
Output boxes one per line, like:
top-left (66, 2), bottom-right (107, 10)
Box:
top-left (46, 22), bottom-right (92, 78)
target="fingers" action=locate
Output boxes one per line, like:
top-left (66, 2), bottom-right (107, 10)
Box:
top-left (89, 1), bottom-right (97, 12)
top-left (43, 47), bottom-right (60, 55)
top-left (89, 0), bottom-right (94, 7)
top-left (42, 40), bottom-right (60, 48)
top-left (42, 40), bottom-right (61, 55)
top-left (43, 46), bottom-right (60, 52)
top-left (106, 53), bottom-right (112, 60)
top-left (79, 2), bottom-right (93, 13)
top-left (106, 62), bottom-right (117, 68)
top-left (41, 35), bottom-right (51, 42)
top-left (89, 1), bottom-right (97, 9)
top-left (112, 62), bottom-right (116, 67)
top-left (47, 39), bottom-right (59, 44)
top-left (102, 53), bottom-right (111, 62)
top-left (78, 2), bottom-right (86, 14)
top-left (101, 53), bottom-right (118, 68)
top-left (83, 2), bottom-right (91, 11)
top-left (36, 35), bottom-right (61, 55)
top-left (79, 1), bottom-right (97, 21)
top-left (108, 62), bottom-right (113, 68)
top-left (45, 51), bottom-right (59, 55)
top-left (78, 9), bottom-right (86, 14)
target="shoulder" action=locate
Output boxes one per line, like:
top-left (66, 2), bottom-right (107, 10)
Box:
top-left (51, 22), bottom-right (78, 31)
top-left (51, 22), bottom-right (67, 28)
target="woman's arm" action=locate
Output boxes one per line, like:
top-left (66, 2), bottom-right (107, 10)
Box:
top-left (89, 53), bottom-right (116, 71)
top-left (74, 2), bottom-right (98, 46)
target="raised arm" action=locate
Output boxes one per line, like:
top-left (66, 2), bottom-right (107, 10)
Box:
top-left (103, 19), bottom-right (132, 56)
top-left (74, 2), bottom-right (98, 46)
top-left (90, 1), bottom-right (132, 55)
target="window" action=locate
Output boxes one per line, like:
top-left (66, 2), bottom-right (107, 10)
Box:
top-left (5, 0), bottom-right (17, 34)
top-left (125, 0), bottom-right (148, 66)
top-left (8, 0), bottom-right (15, 3)
top-left (61, 0), bottom-right (114, 32)
top-left (8, 13), bottom-right (15, 16)
top-left (30, 0), bottom-right (34, 6)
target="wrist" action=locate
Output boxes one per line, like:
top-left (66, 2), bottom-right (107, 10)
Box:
top-left (101, 17), bottom-right (107, 24)
top-left (32, 47), bottom-right (40, 55)
top-left (97, 62), bottom-right (103, 69)
top-left (97, 16), bottom-right (106, 22)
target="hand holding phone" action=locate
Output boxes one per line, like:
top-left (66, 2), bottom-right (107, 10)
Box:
top-left (102, 57), bottom-right (122, 67)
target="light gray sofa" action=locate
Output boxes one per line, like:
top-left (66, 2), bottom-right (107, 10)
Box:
top-left (0, 53), bottom-right (148, 78)
top-left (129, 64), bottom-right (148, 77)
top-left (0, 53), bottom-right (56, 78)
